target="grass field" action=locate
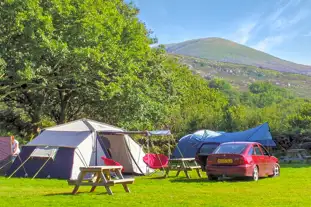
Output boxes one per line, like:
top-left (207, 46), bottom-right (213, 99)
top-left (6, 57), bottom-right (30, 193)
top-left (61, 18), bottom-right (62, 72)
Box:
top-left (1, 164), bottom-right (310, 207)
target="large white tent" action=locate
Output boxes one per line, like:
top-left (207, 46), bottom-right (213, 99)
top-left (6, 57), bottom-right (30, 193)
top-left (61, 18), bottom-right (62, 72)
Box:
top-left (7, 119), bottom-right (149, 179)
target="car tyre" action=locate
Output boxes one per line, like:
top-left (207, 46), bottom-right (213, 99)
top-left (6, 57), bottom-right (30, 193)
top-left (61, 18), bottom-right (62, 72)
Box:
top-left (269, 163), bottom-right (280, 177)
top-left (251, 166), bottom-right (259, 181)
top-left (207, 175), bottom-right (218, 181)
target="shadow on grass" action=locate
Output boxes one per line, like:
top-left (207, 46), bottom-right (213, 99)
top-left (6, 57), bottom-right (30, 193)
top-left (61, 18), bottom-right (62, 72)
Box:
top-left (147, 177), bottom-right (167, 180)
top-left (279, 163), bottom-right (311, 168)
top-left (44, 192), bottom-right (81, 196)
top-left (169, 176), bottom-right (269, 183)
top-left (44, 192), bottom-right (108, 196)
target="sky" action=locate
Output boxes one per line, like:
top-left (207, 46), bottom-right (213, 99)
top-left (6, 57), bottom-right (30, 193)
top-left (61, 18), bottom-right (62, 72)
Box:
top-left (126, 0), bottom-right (311, 65)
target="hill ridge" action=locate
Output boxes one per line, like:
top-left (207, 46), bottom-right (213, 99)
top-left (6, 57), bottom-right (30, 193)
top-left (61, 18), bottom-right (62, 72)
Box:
top-left (165, 37), bottom-right (311, 75)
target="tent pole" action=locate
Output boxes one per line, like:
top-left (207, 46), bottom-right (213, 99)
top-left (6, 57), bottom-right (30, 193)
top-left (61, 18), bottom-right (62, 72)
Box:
top-left (168, 138), bottom-right (170, 158)
top-left (32, 157), bottom-right (52, 179)
top-left (123, 135), bottom-right (145, 175)
top-left (95, 131), bottom-right (98, 166)
top-left (8, 155), bottom-right (31, 179)
top-left (18, 155), bottom-right (28, 176)
top-left (147, 133), bottom-right (150, 174)
top-left (0, 160), bottom-right (12, 170)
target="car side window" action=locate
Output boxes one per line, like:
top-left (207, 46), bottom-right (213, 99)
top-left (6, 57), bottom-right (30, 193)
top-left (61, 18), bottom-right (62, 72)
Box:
top-left (253, 145), bottom-right (263, 155)
top-left (260, 145), bottom-right (270, 156)
top-left (248, 147), bottom-right (254, 155)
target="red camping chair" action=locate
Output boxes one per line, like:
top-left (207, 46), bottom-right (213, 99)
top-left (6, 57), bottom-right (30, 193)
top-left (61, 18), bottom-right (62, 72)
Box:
top-left (143, 153), bottom-right (169, 175)
top-left (101, 157), bottom-right (125, 172)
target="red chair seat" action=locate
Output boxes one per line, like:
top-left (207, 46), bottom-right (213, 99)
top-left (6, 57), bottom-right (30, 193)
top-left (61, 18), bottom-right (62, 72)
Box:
top-left (143, 153), bottom-right (169, 169)
top-left (101, 157), bottom-right (124, 172)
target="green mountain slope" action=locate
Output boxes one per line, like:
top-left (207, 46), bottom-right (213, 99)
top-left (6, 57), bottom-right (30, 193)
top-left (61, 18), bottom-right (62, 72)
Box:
top-left (171, 54), bottom-right (311, 98)
top-left (165, 38), bottom-right (311, 75)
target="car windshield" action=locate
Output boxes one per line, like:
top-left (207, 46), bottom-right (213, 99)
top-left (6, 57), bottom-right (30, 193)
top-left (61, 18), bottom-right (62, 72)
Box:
top-left (213, 143), bottom-right (248, 154)
top-left (199, 143), bottom-right (219, 154)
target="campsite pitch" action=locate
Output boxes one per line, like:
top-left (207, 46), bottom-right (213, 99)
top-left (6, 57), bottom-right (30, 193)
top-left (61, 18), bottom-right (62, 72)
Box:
top-left (0, 164), bottom-right (310, 207)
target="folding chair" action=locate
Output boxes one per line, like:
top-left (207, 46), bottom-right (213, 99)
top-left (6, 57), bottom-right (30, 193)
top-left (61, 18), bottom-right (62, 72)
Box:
top-left (101, 157), bottom-right (124, 179)
top-left (143, 153), bottom-right (169, 175)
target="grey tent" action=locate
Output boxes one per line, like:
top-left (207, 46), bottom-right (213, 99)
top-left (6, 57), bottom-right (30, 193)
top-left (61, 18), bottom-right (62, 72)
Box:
top-left (8, 119), bottom-right (149, 179)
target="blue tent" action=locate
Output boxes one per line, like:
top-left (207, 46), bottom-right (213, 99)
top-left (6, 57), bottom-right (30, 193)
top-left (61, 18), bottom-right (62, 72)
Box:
top-left (171, 123), bottom-right (276, 158)
top-left (171, 130), bottom-right (223, 158)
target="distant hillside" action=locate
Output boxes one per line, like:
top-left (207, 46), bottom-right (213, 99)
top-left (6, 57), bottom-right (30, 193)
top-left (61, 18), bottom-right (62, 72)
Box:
top-left (171, 54), bottom-right (311, 98)
top-left (165, 38), bottom-right (311, 75)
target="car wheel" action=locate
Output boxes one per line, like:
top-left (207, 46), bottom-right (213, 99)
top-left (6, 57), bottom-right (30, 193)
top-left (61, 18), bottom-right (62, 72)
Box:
top-left (251, 166), bottom-right (259, 181)
top-left (208, 175), bottom-right (218, 181)
top-left (271, 163), bottom-right (280, 177)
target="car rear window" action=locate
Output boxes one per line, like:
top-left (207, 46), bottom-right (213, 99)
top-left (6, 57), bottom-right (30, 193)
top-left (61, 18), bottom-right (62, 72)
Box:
top-left (199, 144), bottom-right (219, 154)
top-left (213, 143), bottom-right (248, 154)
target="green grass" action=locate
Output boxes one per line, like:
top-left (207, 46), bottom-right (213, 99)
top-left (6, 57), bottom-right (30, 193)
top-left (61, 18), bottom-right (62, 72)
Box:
top-left (1, 164), bottom-right (311, 207)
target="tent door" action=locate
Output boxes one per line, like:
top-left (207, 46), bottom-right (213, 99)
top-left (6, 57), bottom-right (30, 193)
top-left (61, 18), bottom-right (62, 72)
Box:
top-left (97, 135), bottom-right (112, 159)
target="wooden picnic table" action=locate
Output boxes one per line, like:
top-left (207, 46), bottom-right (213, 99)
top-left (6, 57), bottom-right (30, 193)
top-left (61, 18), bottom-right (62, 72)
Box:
top-left (280, 149), bottom-right (311, 163)
top-left (165, 158), bottom-right (202, 179)
top-left (67, 166), bottom-right (134, 195)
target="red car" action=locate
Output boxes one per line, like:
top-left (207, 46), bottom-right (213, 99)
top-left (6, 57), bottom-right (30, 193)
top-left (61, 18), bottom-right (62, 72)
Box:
top-left (206, 142), bottom-right (280, 181)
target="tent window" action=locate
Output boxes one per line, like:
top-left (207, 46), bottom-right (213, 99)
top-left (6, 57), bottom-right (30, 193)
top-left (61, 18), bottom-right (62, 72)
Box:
top-left (30, 146), bottom-right (59, 159)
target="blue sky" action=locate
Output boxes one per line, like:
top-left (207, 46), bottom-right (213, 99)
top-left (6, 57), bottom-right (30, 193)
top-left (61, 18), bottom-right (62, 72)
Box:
top-left (126, 0), bottom-right (311, 65)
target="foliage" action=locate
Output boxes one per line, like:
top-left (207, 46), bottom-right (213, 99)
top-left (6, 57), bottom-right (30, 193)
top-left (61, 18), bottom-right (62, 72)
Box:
top-left (0, 0), bottom-right (163, 136)
top-left (208, 78), bottom-right (232, 90)
top-left (287, 101), bottom-right (311, 129)
top-left (0, 0), bottom-right (311, 149)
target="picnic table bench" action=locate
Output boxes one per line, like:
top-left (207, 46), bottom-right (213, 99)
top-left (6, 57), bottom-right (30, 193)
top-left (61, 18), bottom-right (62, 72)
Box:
top-left (165, 158), bottom-right (202, 179)
top-left (280, 149), bottom-right (311, 163)
top-left (67, 166), bottom-right (134, 195)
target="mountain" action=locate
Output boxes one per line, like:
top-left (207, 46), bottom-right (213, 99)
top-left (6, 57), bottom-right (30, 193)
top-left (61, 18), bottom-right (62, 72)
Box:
top-left (165, 38), bottom-right (311, 75)
top-left (170, 54), bottom-right (311, 98)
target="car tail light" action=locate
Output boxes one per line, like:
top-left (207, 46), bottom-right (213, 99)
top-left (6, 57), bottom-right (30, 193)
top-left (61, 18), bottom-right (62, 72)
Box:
top-left (207, 159), bottom-right (212, 165)
top-left (239, 156), bottom-right (248, 165)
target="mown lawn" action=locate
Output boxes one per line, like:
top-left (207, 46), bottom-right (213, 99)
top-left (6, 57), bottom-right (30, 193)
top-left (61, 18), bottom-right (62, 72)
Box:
top-left (0, 164), bottom-right (310, 207)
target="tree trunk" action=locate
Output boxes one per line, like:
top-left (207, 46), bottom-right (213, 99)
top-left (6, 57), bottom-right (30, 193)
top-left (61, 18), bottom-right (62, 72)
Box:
top-left (59, 101), bottom-right (67, 124)
top-left (58, 90), bottom-right (72, 124)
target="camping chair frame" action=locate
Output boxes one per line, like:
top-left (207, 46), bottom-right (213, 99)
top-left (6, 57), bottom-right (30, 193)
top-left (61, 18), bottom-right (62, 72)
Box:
top-left (143, 153), bottom-right (169, 176)
top-left (99, 130), bottom-right (174, 176)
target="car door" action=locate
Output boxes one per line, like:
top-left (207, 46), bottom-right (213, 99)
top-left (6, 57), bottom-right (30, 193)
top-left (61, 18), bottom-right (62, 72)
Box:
top-left (252, 144), bottom-right (265, 176)
top-left (259, 144), bottom-right (273, 175)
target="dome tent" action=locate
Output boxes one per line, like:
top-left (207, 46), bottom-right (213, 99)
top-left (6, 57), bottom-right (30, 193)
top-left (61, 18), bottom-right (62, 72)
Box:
top-left (171, 123), bottom-right (276, 158)
top-left (7, 119), bottom-right (148, 179)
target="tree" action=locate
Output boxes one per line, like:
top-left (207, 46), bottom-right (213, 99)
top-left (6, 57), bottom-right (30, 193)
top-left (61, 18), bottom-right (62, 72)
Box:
top-left (0, 0), bottom-right (159, 136)
top-left (208, 78), bottom-right (232, 91)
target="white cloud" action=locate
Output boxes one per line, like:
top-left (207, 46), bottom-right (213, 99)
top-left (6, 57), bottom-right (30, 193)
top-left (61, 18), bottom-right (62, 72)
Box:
top-left (247, 0), bottom-right (308, 52)
top-left (272, 9), bottom-right (310, 31)
top-left (268, 0), bottom-right (300, 22)
top-left (288, 10), bottom-right (309, 25)
top-left (232, 22), bottom-right (257, 44)
top-left (253, 36), bottom-right (285, 52)
top-left (230, 0), bottom-right (304, 45)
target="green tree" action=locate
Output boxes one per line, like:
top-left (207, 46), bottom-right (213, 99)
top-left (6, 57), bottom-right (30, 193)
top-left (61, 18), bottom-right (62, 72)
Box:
top-left (0, 0), bottom-right (161, 136)
top-left (208, 78), bottom-right (232, 91)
